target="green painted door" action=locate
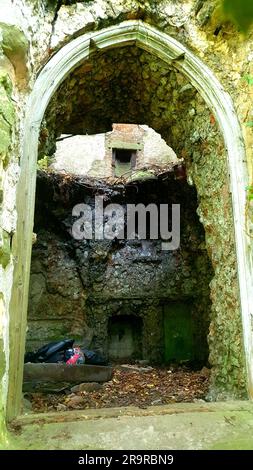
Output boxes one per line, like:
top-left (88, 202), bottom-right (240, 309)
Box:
top-left (164, 302), bottom-right (194, 363)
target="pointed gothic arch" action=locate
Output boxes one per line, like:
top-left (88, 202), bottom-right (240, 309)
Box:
top-left (7, 20), bottom-right (252, 419)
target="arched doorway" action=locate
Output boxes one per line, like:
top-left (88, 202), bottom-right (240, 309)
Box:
top-left (7, 20), bottom-right (253, 420)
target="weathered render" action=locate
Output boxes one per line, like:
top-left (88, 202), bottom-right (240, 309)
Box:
top-left (0, 0), bottom-right (253, 440)
top-left (50, 125), bottom-right (178, 177)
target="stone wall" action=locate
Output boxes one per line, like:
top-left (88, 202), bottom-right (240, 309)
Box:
top-left (39, 46), bottom-right (199, 155)
top-left (37, 34), bottom-right (246, 397)
top-left (50, 125), bottom-right (178, 178)
top-left (27, 169), bottom-right (213, 365)
top-left (0, 47), bottom-right (17, 439)
top-left (1, 0), bottom-right (253, 429)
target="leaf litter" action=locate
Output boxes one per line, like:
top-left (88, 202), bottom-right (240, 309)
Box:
top-left (27, 366), bottom-right (210, 413)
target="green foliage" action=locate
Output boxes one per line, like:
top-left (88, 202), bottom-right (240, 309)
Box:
top-left (129, 170), bottom-right (157, 182)
top-left (37, 155), bottom-right (52, 170)
top-left (0, 73), bottom-right (15, 166)
top-left (246, 186), bottom-right (253, 201)
top-left (243, 75), bottom-right (253, 86)
top-left (0, 230), bottom-right (11, 269)
top-left (242, 77), bottom-right (253, 128)
top-left (223, 0), bottom-right (253, 32)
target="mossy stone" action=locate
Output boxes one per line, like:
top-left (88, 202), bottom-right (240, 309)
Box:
top-left (0, 230), bottom-right (11, 269)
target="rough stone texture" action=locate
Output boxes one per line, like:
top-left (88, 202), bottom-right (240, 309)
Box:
top-left (27, 169), bottom-right (213, 365)
top-left (0, 55), bottom-right (16, 437)
top-left (1, 0), bottom-right (253, 431)
top-left (0, 23), bottom-right (28, 85)
top-left (27, 233), bottom-right (88, 349)
top-left (40, 46), bottom-right (199, 156)
top-left (37, 34), bottom-right (246, 396)
top-left (183, 108), bottom-right (246, 399)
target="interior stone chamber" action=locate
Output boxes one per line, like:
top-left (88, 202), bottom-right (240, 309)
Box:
top-left (22, 31), bottom-right (246, 399)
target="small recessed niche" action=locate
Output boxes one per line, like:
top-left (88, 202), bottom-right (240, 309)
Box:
top-left (113, 148), bottom-right (137, 177)
top-left (108, 315), bottom-right (143, 362)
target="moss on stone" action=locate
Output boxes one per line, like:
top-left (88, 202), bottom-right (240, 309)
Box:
top-left (37, 155), bottom-right (53, 170)
top-left (0, 87), bottom-right (15, 126)
top-left (0, 72), bottom-right (13, 100)
top-left (185, 107), bottom-right (247, 398)
top-left (0, 23), bottom-right (28, 74)
top-left (0, 0), bottom-right (249, 405)
top-left (0, 230), bottom-right (11, 269)
top-left (0, 122), bottom-right (11, 161)
top-left (0, 402), bottom-right (7, 449)
top-left (128, 170), bottom-right (157, 181)
top-left (41, 46), bottom-right (197, 154)
top-left (0, 71), bottom-right (15, 165)
top-left (0, 70), bottom-right (13, 434)
top-left (0, 294), bottom-right (7, 447)
top-left (35, 36), bottom-right (247, 396)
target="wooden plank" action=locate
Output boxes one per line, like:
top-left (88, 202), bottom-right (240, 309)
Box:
top-left (23, 363), bottom-right (113, 383)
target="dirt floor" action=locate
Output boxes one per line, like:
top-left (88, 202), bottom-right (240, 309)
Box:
top-left (26, 365), bottom-right (210, 413)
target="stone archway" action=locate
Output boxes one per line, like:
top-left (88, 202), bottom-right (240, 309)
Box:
top-left (7, 20), bottom-right (253, 419)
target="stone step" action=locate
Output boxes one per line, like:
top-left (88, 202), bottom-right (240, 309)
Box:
top-left (23, 363), bottom-right (113, 389)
